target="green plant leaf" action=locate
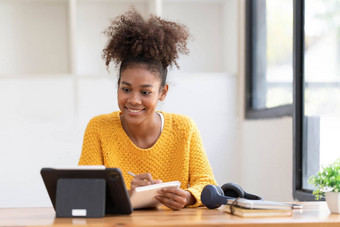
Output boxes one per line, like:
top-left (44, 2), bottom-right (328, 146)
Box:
top-left (308, 159), bottom-right (340, 200)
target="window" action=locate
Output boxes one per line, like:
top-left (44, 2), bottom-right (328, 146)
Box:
top-left (294, 0), bottom-right (340, 201)
top-left (247, 0), bottom-right (340, 200)
top-left (246, 0), bottom-right (294, 119)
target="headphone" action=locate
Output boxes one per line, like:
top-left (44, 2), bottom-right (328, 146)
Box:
top-left (200, 182), bottom-right (263, 209)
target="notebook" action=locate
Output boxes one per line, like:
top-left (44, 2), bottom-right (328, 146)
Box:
top-left (226, 198), bottom-right (293, 210)
top-left (130, 181), bottom-right (181, 209)
top-left (223, 198), bottom-right (293, 218)
top-left (224, 204), bottom-right (293, 217)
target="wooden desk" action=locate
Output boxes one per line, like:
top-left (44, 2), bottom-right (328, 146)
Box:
top-left (0, 202), bottom-right (339, 227)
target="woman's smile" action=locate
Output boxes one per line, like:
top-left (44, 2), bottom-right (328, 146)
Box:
top-left (125, 107), bottom-right (145, 114)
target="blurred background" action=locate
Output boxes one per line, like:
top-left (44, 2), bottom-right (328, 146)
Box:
top-left (1, 0), bottom-right (339, 207)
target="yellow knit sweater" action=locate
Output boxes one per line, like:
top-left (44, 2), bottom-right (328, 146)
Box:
top-left (78, 111), bottom-right (217, 207)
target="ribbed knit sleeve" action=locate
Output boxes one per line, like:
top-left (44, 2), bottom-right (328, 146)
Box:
top-left (78, 117), bottom-right (104, 165)
top-left (184, 118), bottom-right (217, 207)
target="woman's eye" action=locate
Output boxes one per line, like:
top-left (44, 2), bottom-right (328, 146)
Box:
top-left (141, 91), bottom-right (151, 95)
top-left (122, 88), bottom-right (130, 93)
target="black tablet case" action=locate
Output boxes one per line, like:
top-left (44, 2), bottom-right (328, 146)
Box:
top-left (41, 168), bottom-right (132, 217)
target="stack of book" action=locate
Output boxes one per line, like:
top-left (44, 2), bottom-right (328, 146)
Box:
top-left (223, 198), bottom-right (293, 218)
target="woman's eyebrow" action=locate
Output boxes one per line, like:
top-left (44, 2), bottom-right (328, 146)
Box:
top-left (121, 81), bottom-right (131, 86)
top-left (140, 84), bottom-right (153, 88)
top-left (121, 81), bottom-right (153, 88)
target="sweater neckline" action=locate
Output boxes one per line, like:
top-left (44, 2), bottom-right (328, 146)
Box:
top-left (115, 111), bottom-right (169, 151)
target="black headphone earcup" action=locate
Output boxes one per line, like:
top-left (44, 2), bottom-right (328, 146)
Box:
top-left (221, 182), bottom-right (263, 200)
top-left (243, 191), bottom-right (264, 200)
top-left (201, 185), bottom-right (229, 209)
top-left (221, 182), bottom-right (245, 198)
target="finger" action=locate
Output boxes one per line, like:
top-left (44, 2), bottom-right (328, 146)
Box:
top-left (132, 179), bottom-right (162, 187)
top-left (155, 195), bottom-right (184, 210)
top-left (157, 189), bottom-right (187, 207)
top-left (157, 191), bottom-right (186, 205)
top-left (131, 178), bottom-right (153, 188)
top-left (159, 187), bottom-right (187, 197)
top-left (136, 173), bottom-right (155, 184)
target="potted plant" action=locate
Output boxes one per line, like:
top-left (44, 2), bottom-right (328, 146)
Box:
top-left (308, 159), bottom-right (340, 214)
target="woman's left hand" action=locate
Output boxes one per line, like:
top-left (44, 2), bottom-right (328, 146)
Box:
top-left (155, 188), bottom-right (195, 210)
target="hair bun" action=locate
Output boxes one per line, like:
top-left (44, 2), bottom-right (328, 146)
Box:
top-left (103, 9), bottom-right (191, 70)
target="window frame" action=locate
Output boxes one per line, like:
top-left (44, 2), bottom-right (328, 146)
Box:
top-left (292, 0), bottom-right (324, 201)
top-left (245, 0), bottom-right (293, 119)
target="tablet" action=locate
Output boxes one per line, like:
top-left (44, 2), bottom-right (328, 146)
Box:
top-left (41, 167), bottom-right (132, 215)
top-left (130, 181), bottom-right (181, 209)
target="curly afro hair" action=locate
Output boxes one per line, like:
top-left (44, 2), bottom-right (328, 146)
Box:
top-left (102, 9), bottom-right (191, 86)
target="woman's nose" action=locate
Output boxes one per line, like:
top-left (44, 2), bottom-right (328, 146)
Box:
top-left (128, 92), bottom-right (141, 105)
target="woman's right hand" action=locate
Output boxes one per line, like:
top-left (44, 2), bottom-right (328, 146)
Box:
top-left (129, 173), bottom-right (162, 197)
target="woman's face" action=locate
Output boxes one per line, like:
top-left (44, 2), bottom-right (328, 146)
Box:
top-left (118, 65), bottom-right (168, 126)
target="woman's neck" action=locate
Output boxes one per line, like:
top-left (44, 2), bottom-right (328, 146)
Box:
top-left (121, 113), bottom-right (162, 149)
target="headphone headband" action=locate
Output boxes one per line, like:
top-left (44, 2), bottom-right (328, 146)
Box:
top-left (201, 182), bottom-right (263, 209)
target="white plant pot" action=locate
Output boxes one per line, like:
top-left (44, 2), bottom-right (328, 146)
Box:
top-left (325, 191), bottom-right (340, 214)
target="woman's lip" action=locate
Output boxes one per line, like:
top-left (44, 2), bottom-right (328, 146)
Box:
top-left (125, 107), bottom-right (145, 113)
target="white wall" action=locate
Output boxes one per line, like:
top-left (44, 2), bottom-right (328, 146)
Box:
top-left (0, 1), bottom-right (69, 74)
top-left (240, 119), bottom-right (293, 202)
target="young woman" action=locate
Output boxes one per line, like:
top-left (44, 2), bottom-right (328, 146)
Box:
top-left (78, 9), bottom-right (217, 210)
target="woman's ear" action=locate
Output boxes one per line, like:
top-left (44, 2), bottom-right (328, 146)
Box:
top-left (159, 84), bottom-right (169, 101)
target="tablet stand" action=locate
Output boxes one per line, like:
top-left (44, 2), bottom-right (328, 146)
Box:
top-left (55, 178), bottom-right (106, 218)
